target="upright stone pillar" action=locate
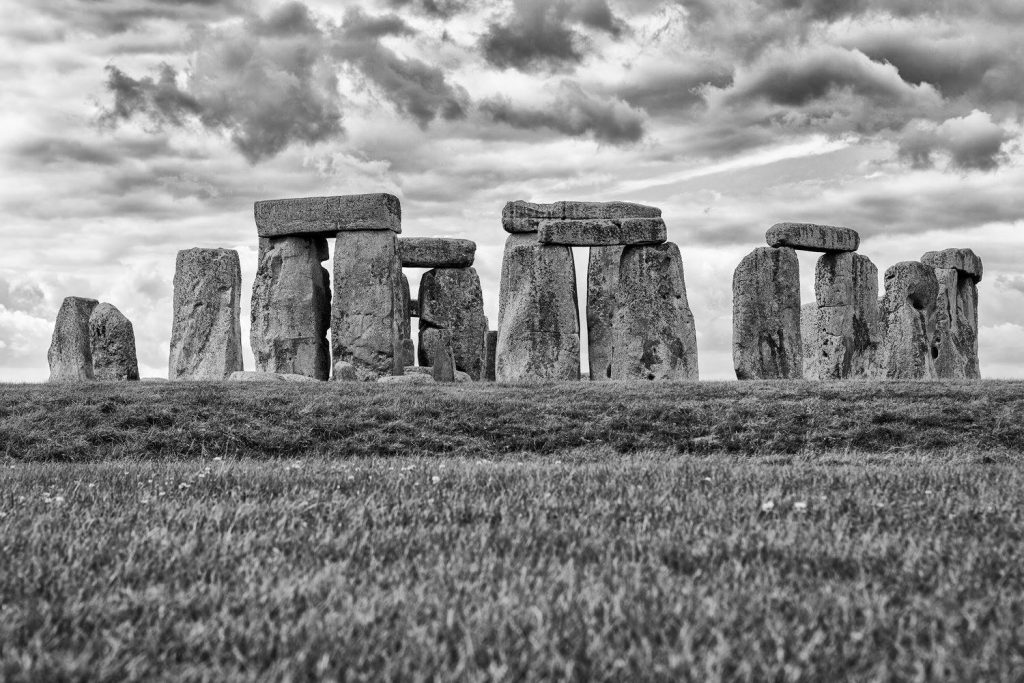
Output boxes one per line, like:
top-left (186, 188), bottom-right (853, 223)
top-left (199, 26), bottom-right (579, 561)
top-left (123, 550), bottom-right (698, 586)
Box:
top-left (732, 247), bottom-right (802, 380)
top-left (250, 236), bottom-right (331, 380)
top-left (418, 268), bottom-right (487, 380)
top-left (484, 330), bottom-right (498, 381)
top-left (399, 273), bottom-right (415, 367)
top-left (48, 296), bottom-right (99, 381)
top-left (879, 261), bottom-right (939, 380)
top-left (332, 231), bottom-right (403, 380)
top-left (800, 303), bottom-right (820, 380)
top-left (586, 246), bottom-right (623, 381)
top-left (496, 234), bottom-right (580, 381)
top-left (169, 248), bottom-right (244, 380)
top-left (611, 242), bottom-right (698, 380)
top-left (922, 249), bottom-right (982, 379)
top-left (812, 253), bottom-right (880, 379)
top-left (90, 303), bottom-right (140, 381)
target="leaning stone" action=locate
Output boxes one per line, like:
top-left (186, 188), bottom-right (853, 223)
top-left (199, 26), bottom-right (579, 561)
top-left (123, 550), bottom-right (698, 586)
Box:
top-left (502, 200), bottom-right (563, 233)
top-left (560, 201), bottom-right (661, 221)
top-left (766, 223), bottom-right (860, 253)
top-left (538, 218), bottom-right (666, 247)
top-left (496, 234), bottom-right (580, 381)
top-left (921, 248), bottom-right (983, 282)
top-left (418, 268), bottom-right (487, 380)
top-left (732, 247), bottom-right (802, 380)
top-left (48, 296), bottom-right (99, 381)
top-left (228, 371), bottom-right (319, 383)
top-left (483, 330), bottom-right (498, 381)
top-left (612, 242), bottom-right (698, 380)
top-left (90, 303), bottom-right (139, 381)
top-left (169, 248), bottom-right (244, 380)
top-left (332, 360), bottom-right (358, 381)
top-left (813, 253), bottom-right (881, 379)
top-left (879, 261), bottom-right (939, 380)
top-left (931, 267), bottom-right (980, 379)
top-left (332, 231), bottom-right (403, 381)
top-left (254, 193), bottom-right (401, 238)
top-left (431, 329), bottom-right (457, 382)
top-left (399, 238), bottom-right (475, 268)
top-left (586, 246), bottom-right (623, 381)
top-left (250, 236), bottom-right (331, 380)
top-left (378, 373), bottom-right (435, 385)
top-left (801, 303), bottom-right (820, 380)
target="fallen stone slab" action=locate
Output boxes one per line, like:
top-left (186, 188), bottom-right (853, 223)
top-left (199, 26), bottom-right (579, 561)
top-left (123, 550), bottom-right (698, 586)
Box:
top-left (496, 234), bottom-right (580, 381)
top-left (538, 218), bottom-right (666, 247)
top-left (921, 248), bottom-right (983, 282)
top-left (766, 223), bottom-right (860, 253)
top-left (879, 261), bottom-right (939, 380)
top-left (255, 193), bottom-right (401, 238)
top-left (169, 248), bottom-right (244, 380)
top-left (250, 236), bottom-right (331, 380)
top-left (932, 267), bottom-right (980, 379)
top-left (48, 296), bottom-right (99, 382)
top-left (502, 200), bottom-right (662, 233)
top-left (418, 268), bottom-right (487, 380)
top-left (612, 242), bottom-right (698, 380)
top-left (586, 246), bottom-right (623, 381)
top-left (90, 302), bottom-right (140, 381)
top-left (398, 237), bottom-right (475, 268)
top-left (228, 371), bottom-right (320, 383)
top-left (378, 373), bottom-right (435, 385)
top-left (732, 247), bottom-right (802, 380)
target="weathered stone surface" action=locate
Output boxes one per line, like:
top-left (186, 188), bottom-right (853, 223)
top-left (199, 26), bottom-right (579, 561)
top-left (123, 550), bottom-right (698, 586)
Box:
top-left (48, 296), bottom-right (98, 381)
top-left (586, 246), bottom-right (622, 381)
top-left (801, 303), bottom-right (820, 380)
top-left (250, 236), bottom-right (331, 380)
top-left (732, 247), bottom-right (802, 380)
top-left (611, 243), bottom-right (698, 380)
top-left (483, 330), bottom-right (497, 381)
top-left (332, 231), bottom-right (403, 381)
top-left (932, 267), bottom-right (980, 379)
top-left (400, 273), bottom-right (411, 342)
top-left (90, 303), bottom-right (139, 381)
top-left (398, 238), bottom-right (475, 268)
top-left (378, 373), bottom-right (434, 385)
top-left (417, 268), bottom-right (487, 380)
top-left (430, 329), bottom-right (456, 382)
top-left (496, 234), bottom-right (580, 381)
top-left (169, 248), bottom-right (244, 380)
top-left (766, 223), bottom-right (860, 253)
top-left (228, 371), bottom-right (319, 383)
top-left (812, 253), bottom-right (880, 379)
top-left (401, 338), bottom-right (416, 367)
top-left (410, 298), bottom-right (419, 317)
top-left (921, 248), bottom-right (983, 282)
top-left (255, 193), bottom-right (401, 238)
top-left (502, 200), bottom-right (661, 233)
top-left (332, 360), bottom-right (358, 381)
top-left (879, 261), bottom-right (939, 380)
top-left (538, 218), bottom-right (667, 247)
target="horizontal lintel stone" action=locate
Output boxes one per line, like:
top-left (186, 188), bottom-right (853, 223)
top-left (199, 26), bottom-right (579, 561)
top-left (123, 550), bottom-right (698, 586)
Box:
top-left (537, 218), bottom-right (667, 246)
top-left (921, 248), bottom-right (983, 282)
top-left (502, 199), bottom-right (661, 233)
top-left (398, 237), bottom-right (476, 268)
top-left (255, 193), bottom-right (401, 238)
top-left (766, 222), bottom-right (860, 253)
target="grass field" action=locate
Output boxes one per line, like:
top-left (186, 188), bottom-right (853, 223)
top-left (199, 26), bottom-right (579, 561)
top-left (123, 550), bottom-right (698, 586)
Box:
top-left (2, 381), bottom-right (1024, 679)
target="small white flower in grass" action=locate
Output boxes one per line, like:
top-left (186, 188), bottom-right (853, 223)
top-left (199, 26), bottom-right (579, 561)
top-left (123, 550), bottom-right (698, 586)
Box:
top-left (760, 500), bottom-right (775, 512)
top-left (178, 483), bottom-right (190, 490)
top-left (925, 489), bottom-right (934, 496)
top-left (347, 475), bottom-right (355, 481)
top-left (794, 501), bottom-right (808, 512)
top-left (702, 477), bottom-right (712, 483)
top-left (431, 476), bottom-right (441, 484)
top-left (213, 457), bottom-right (222, 462)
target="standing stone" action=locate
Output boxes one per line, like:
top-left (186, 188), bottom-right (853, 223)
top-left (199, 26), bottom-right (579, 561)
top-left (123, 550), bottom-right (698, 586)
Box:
top-left (431, 329), bottom-right (456, 382)
top-left (332, 231), bottom-right (402, 381)
top-left (586, 246), bottom-right (623, 381)
top-left (250, 236), bottom-right (331, 380)
top-left (169, 248), bottom-right (244, 380)
top-left (484, 330), bottom-right (498, 381)
top-left (48, 296), bottom-right (99, 381)
top-left (90, 303), bottom-right (140, 381)
top-left (813, 253), bottom-right (880, 379)
top-left (732, 247), bottom-right (802, 380)
top-left (879, 261), bottom-right (939, 380)
top-left (400, 272), bottom-right (412, 345)
top-left (931, 267), bottom-right (980, 379)
top-left (612, 242), bottom-right (698, 380)
top-left (801, 303), bottom-right (820, 380)
top-left (417, 268), bottom-right (487, 380)
top-left (496, 234), bottom-right (580, 381)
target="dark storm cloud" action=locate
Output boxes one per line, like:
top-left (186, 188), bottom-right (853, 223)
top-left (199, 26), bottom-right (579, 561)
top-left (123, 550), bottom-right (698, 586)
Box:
top-left (897, 111), bottom-right (1010, 171)
top-left (384, 0), bottom-right (468, 18)
top-left (33, 0), bottom-right (247, 35)
top-left (99, 3), bottom-right (468, 162)
top-left (480, 81), bottom-right (645, 144)
top-left (480, 0), bottom-right (626, 72)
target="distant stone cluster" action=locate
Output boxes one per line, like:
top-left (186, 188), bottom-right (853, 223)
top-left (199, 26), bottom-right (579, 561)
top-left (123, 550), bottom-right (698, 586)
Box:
top-left (44, 192), bottom-right (982, 384)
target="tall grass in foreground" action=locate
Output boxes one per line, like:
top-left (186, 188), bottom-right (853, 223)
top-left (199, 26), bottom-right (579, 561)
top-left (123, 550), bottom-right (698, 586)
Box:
top-left (2, 452), bottom-right (1023, 680)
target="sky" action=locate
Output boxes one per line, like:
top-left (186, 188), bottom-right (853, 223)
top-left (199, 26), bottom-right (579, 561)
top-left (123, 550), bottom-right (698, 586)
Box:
top-left (2, 0), bottom-right (1024, 381)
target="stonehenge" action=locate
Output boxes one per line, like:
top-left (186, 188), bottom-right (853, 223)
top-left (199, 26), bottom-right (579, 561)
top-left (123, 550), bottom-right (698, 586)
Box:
top-left (586, 246), bottom-right (622, 381)
top-left (812, 252), bottom-right (880, 380)
top-left (732, 246), bottom-right (802, 380)
top-left (48, 297), bottom-right (140, 382)
top-left (922, 248), bottom-right (982, 378)
top-left (169, 248), bottom-right (244, 381)
top-left (879, 262), bottom-right (940, 380)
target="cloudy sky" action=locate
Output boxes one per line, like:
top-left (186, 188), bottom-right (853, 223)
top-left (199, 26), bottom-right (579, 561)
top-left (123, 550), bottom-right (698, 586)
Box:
top-left (3, 0), bottom-right (1024, 381)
